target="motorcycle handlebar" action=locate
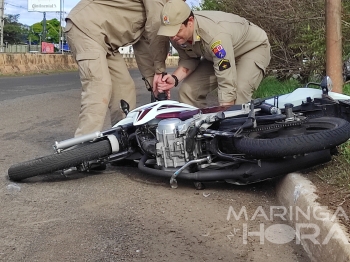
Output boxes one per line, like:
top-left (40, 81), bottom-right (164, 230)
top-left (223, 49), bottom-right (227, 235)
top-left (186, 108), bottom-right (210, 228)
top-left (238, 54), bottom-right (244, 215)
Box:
top-left (157, 92), bottom-right (168, 101)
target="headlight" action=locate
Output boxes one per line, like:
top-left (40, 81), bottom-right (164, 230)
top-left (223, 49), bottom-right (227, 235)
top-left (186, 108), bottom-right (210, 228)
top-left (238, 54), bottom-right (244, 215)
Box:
top-left (321, 76), bottom-right (333, 92)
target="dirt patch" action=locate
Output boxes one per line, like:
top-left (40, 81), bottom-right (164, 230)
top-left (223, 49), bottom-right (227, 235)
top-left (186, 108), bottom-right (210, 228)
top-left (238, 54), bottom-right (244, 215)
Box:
top-left (301, 149), bottom-right (350, 235)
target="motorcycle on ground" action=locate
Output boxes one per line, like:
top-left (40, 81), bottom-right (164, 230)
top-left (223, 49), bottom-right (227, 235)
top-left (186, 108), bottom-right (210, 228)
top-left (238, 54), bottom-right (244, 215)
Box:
top-left (7, 76), bottom-right (350, 188)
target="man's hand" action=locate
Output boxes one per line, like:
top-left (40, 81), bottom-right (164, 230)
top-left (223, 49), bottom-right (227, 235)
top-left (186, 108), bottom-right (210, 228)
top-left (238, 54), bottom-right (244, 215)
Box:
top-left (152, 73), bottom-right (163, 97)
top-left (154, 74), bottom-right (176, 99)
top-left (157, 74), bottom-right (176, 91)
top-left (152, 73), bottom-right (174, 100)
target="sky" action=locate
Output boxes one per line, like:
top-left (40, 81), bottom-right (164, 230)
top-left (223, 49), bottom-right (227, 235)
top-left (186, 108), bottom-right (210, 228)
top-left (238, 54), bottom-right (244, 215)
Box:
top-left (4, 0), bottom-right (201, 26)
top-left (4, 0), bottom-right (79, 26)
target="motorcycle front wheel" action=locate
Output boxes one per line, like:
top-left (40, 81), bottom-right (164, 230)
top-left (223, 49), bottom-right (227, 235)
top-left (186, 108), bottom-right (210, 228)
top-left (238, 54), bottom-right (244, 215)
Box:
top-left (234, 117), bottom-right (350, 158)
top-left (8, 140), bottom-right (112, 181)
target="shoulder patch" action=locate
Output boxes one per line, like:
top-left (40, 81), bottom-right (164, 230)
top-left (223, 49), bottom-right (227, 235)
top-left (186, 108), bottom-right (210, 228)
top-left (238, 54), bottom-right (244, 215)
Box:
top-left (218, 59), bottom-right (231, 71)
top-left (210, 41), bottom-right (221, 49)
top-left (211, 40), bottom-right (226, 58)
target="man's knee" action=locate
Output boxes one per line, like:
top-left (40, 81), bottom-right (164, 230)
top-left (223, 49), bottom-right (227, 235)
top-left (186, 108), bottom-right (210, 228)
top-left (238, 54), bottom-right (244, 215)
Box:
top-left (236, 87), bottom-right (253, 104)
top-left (178, 83), bottom-right (196, 104)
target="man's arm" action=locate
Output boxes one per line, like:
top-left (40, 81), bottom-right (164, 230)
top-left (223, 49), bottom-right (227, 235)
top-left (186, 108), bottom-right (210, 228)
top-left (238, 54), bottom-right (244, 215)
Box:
top-left (154, 40), bottom-right (199, 94)
top-left (156, 65), bottom-right (193, 91)
top-left (201, 33), bottom-right (237, 105)
top-left (134, 0), bottom-right (169, 83)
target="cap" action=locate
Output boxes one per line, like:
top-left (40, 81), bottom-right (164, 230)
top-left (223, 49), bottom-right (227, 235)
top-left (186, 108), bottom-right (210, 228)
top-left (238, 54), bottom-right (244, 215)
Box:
top-left (157, 0), bottom-right (191, 37)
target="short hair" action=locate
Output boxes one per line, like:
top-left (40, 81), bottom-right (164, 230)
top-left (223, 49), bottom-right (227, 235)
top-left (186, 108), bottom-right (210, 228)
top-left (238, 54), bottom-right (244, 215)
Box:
top-left (182, 11), bottom-right (194, 26)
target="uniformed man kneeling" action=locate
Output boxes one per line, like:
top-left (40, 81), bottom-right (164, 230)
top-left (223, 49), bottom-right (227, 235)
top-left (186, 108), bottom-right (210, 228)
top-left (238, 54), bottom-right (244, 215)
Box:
top-left (155, 0), bottom-right (271, 107)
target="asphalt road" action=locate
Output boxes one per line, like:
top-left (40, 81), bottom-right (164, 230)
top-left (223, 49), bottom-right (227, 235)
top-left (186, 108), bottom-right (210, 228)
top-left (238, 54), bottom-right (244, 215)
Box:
top-left (0, 71), bottom-right (309, 261)
top-left (0, 69), bottom-right (168, 102)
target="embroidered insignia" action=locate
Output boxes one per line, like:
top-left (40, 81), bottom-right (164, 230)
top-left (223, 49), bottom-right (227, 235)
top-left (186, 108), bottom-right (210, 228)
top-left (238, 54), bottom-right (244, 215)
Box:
top-left (162, 15), bottom-right (170, 24)
top-left (211, 40), bottom-right (226, 58)
top-left (218, 59), bottom-right (231, 71)
top-left (210, 41), bottom-right (221, 49)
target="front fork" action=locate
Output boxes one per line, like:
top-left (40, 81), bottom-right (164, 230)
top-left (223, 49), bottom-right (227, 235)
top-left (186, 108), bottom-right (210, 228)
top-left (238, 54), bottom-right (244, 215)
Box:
top-left (54, 126), bottom-right (132, 174)
top-left (54, 125), bottom-right (132, 153)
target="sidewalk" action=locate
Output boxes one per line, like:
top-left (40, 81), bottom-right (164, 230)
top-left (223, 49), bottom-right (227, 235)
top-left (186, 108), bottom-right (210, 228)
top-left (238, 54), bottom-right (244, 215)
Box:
top-left (276, 173), bottom-right (350, 262)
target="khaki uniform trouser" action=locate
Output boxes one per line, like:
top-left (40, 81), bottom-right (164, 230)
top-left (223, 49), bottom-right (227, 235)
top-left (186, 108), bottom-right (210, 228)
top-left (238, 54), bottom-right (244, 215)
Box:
top-left (65, 20), bottom-right (136, 137)
top-left (179, 46), bottom-right (267, 108)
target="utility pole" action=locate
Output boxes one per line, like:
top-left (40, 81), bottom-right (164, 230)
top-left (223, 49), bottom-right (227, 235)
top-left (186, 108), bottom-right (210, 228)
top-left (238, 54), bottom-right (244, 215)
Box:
top-left (59, 0), bottom-right (63, 54)
top-left (0, 0), bottom-right (4, 53)
top-left (42, 12), bottom-right (46, 42)
top-left (326, 0), bottom-right (343, 93)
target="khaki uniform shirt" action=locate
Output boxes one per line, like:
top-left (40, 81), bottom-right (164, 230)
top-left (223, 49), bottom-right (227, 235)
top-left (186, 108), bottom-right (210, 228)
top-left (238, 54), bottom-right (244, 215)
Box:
top-left (67, 0), bottom-right (169, 76)
top-left (172, 11), bottom-right (270, 102)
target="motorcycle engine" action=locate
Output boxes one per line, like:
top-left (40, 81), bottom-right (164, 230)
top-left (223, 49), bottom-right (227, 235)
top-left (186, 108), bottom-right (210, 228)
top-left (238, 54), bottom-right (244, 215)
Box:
top-left (156, 118), bottom-right (196, 169)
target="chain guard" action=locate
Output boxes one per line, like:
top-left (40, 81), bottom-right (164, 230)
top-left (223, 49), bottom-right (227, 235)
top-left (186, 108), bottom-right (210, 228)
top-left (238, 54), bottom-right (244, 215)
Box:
top-left (242, 117), bottom-right (308, 134)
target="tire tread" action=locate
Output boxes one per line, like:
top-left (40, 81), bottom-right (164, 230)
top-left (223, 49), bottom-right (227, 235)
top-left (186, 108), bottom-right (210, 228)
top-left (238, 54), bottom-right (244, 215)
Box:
top-left (234, 117), bottom-right (350, 158)
top-left (8, 140), bottom-right (112, 181)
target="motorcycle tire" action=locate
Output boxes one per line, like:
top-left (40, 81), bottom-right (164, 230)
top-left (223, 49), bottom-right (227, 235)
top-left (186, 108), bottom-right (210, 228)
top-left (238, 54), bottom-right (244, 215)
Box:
top-left (234, 117), bottom-right (350, 158)
top-left (8, 140), bottom-right (112, 181)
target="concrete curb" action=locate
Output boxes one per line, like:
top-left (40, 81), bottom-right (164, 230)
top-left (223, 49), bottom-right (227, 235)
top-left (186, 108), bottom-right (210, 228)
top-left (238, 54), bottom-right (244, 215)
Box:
top-left (276, 173), bottom-right (350, 262)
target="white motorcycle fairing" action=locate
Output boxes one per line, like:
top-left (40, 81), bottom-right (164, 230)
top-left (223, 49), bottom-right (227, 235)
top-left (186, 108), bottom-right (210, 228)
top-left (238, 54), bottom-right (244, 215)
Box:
top-left (113, 100), bottom-right (198, 127)
top-left (265, 88), bottom-right (350, 108)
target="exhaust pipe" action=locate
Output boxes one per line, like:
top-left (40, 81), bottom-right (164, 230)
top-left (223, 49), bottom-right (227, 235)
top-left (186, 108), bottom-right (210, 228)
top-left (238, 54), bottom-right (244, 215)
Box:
top-left (138, 150), bottom-right (331, 185)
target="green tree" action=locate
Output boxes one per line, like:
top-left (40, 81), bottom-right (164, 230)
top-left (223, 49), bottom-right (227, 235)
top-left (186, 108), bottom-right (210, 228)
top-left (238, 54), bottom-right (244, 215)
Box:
top-left (195, 0), bottom-right (223, 11)
top-left (45, 18), bottom-right (60, 43)
top-left (3, 14), bottom-right (28, 44)
top-left (28, 18), bottom-right (61, 44)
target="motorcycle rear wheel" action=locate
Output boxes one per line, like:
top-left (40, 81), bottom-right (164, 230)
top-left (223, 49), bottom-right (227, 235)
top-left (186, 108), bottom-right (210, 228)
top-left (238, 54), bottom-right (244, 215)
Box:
top-left (8, 140), bottom-right (112, 181)
top-left (234, 117), bottom-right (350, 158)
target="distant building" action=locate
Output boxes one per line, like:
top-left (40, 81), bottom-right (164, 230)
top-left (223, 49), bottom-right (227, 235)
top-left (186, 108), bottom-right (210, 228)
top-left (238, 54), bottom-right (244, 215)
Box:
top-left (169, 44), bottom-right (177, 55)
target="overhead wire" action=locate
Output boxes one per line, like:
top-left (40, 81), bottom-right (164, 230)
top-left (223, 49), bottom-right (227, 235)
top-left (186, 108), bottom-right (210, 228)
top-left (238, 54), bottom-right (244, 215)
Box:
top-left (5, 2), bottom-right (27, 10)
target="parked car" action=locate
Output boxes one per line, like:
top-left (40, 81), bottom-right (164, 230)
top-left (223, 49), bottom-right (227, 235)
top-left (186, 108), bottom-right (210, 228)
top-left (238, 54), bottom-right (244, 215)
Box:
top-left (343, 58), bottom-right (350, 82)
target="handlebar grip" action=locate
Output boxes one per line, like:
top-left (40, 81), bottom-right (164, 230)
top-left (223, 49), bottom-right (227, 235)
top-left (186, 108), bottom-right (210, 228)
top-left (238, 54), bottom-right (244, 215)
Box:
top-left (157, 92), bottom-right (168, 101)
